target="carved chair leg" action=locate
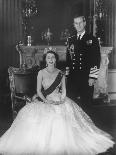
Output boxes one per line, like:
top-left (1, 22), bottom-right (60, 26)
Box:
top-left (13, 111), bottom-right (17, 120)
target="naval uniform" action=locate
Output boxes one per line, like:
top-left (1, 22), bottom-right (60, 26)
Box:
top-left (66, 32), bottom-right (101, 110)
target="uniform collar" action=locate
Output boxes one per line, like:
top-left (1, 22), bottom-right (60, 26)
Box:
top-left (77, 31), bottom-right (85, 40)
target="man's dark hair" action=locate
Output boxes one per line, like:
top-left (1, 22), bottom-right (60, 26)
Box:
top-left (73, 14), bottom-right (86, 22)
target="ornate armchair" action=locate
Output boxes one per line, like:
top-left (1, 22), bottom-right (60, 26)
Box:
top-left (8, 66), bottom-right (39, 119)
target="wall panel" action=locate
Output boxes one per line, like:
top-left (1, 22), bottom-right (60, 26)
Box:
top-left (0, 0), bottom-right (23, 70)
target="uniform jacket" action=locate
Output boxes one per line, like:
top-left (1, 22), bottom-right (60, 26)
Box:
top-left (66, 32), bottom-right (101, 79)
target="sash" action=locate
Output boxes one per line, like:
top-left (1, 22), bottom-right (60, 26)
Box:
top-left (42, 71), bottom-right (63, 97)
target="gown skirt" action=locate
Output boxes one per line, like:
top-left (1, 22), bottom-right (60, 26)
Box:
top-left (0, 97), bottom-right (114, 155)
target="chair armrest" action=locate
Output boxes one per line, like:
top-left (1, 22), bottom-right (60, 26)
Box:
top-left (15, 95), bottom-right (32, 102)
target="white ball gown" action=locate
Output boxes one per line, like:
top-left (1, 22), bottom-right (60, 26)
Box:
top-left (0, 70), bottom-right (114, 155)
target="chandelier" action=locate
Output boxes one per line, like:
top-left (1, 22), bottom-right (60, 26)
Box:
top-left (22, 0), bottom-right (39, 44)
top-left (95, 0), bottom-right (107, 19)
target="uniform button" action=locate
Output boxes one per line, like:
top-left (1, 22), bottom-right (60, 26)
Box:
top-left (80, 67), bottom-right (82, 69)
top-left (80, 54), bottom-right (82, 56)
top-left (73, 62), bottom-right (75, 65)
top-left (80, 58), bottom-right (82, 60)
top-left (80, 62), bottom-right (81, 64)
top-left (73, 67), bottom-right (75, 69)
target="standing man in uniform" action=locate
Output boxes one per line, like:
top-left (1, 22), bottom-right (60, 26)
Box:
top-left (66, 14), bottom-right (101, 112)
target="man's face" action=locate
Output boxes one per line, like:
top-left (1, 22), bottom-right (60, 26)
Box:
top-left (73, 17), bottom-right (86, 33)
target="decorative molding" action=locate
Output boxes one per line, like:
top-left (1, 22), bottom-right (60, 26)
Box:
top-left (93, 46), bottom-right (113, 103)
top-left (108, 69), bottom-right (116, 100)
top-left (16, 45), bottom-right (66, 68)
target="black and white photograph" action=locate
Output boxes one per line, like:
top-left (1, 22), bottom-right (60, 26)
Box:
top-left (0, 0), bottom-right (116, 154)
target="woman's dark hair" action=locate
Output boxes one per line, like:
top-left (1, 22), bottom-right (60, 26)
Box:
top-left (42, 50), bottom-right (59, 68)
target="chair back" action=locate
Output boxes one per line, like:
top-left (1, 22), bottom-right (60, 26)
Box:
top-left (8, 66), bottom-right (39, 97)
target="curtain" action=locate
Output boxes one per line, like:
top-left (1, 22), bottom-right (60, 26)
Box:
top-left (0, 0), bottom-right (23, 69)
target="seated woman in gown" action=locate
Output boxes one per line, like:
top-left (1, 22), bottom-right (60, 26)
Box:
top-left (0, 48), bottom-right (115, 155)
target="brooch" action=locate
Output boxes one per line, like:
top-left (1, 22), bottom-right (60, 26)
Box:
top-left (86, 40), bottom-right (92, 45)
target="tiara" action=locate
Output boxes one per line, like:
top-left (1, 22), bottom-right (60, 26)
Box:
top-left (44, 46), bottom-right (56, 54)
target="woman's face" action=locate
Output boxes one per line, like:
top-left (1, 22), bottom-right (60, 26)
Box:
top-left (46, 53), bottom-right (56, 67)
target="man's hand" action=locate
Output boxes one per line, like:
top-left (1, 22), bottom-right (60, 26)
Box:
top-left (88, 78), bottom-right (96, 86)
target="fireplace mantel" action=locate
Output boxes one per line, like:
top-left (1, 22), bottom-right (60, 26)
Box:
top-left (16, 45), bottom-right (66, 68)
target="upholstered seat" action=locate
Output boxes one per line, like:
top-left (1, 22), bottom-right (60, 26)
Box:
top-left (8, 66), bottom-right (39, 119)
